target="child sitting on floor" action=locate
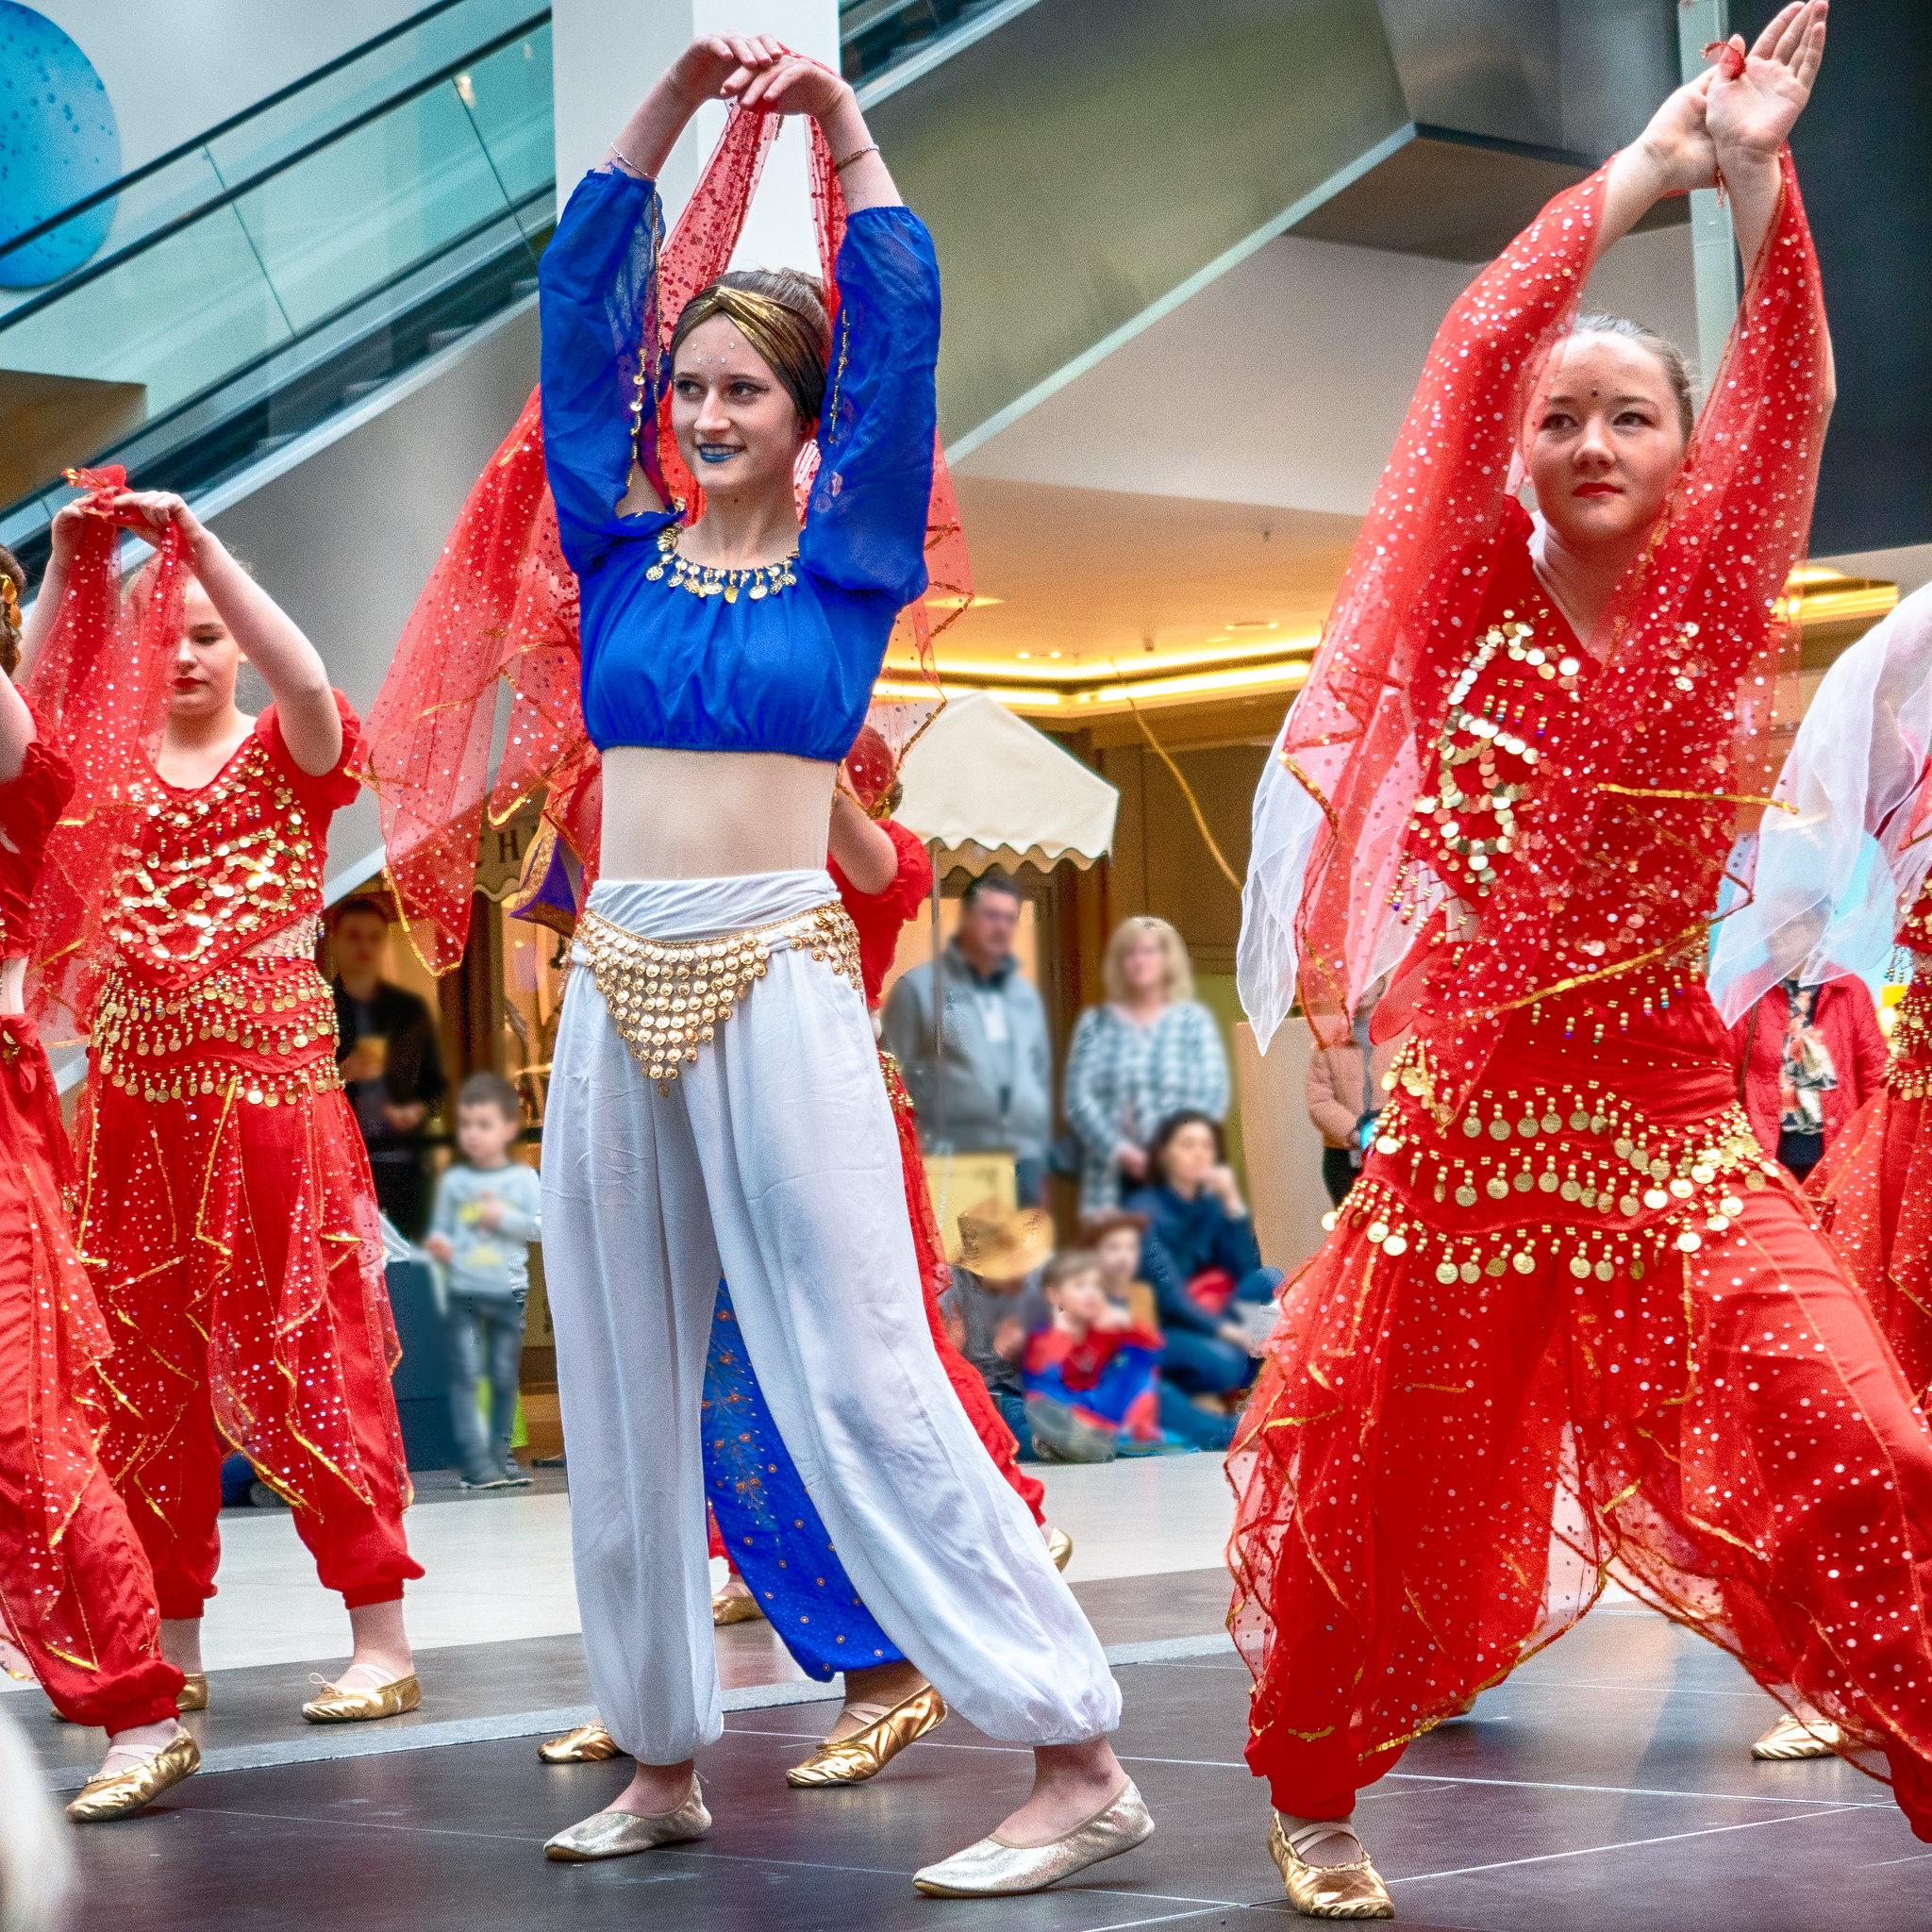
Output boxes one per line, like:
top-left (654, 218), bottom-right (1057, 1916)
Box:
top-left (1021, 1249), bottom-right (1164, 1462)
top-left (1086, 1211), bottom-right (1240, 1453)
top-left (425, 1073), bottom-right (541, 1490)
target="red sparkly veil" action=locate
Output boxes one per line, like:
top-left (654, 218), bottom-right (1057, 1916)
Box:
top-left (1240, 151), bottom-right (1826, 1114)
top-left (23, 467), bottom-right (188, 1039)
top-left (363, 98), bottom-right (968, 974)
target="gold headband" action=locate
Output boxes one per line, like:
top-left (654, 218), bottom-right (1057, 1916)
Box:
top-left (676, 284), bottom-right (827, 423)
top-left (0, 574), bottom-right (19, 636)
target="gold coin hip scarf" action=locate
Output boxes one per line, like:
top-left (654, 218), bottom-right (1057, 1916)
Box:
top-left (575, 901), bottom-right (863, 1088)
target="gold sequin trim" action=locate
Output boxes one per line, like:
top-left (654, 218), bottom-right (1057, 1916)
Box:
top-left (577, 900), bottom-right (862, 1089)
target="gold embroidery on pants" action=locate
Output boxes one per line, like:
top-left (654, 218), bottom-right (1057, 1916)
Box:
top-left (576, 901), bottom-right (863, 1088)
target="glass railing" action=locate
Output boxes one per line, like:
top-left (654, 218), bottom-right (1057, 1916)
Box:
top-left (0, 2), bottom-right (554, 559)
top-left (841, 0), bottom-right (1018, 87)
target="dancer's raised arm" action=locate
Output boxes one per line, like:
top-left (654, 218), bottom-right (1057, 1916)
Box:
top-left (1598, 2), bottom-right (1829, 284)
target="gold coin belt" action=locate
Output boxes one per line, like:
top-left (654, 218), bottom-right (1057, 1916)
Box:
top-left (1886, 973), bottom-right (1932, 1102)
top-left (92, 953), bottom-right (341, 1108)
top-left (1323, 1036), bottom-right (1777, 1289)
top-left (576, 901), bottom-right (862, 1088)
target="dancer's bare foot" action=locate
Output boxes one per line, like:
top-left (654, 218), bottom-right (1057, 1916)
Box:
top-left (996, 1739), bottom-right (1129, 1842)
top-left (610, 1757), bottom-right (700, 1818)
top-left (826, 1659), bottom-right (928, 1742)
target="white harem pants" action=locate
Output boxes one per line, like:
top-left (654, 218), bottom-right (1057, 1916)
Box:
top-left (542, 870), bottom-right (1122, 1762)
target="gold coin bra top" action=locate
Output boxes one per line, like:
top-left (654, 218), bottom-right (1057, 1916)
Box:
top-left (577, 900), bottom-right (863, 1087)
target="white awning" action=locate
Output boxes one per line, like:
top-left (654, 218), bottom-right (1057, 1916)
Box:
top-left (893, 691), bottom-right (1119, 872)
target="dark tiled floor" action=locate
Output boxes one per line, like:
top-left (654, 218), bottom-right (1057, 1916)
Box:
top-left (25, 1570), bottom-right (1235, 1775)
top-left (47, 1574), bottom-right (1932, 1930)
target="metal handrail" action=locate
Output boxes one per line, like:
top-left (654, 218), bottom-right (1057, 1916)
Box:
top-left (0, 0), bottom-right (541, 265)
top-left (0, 9), bottom-right (551, 335)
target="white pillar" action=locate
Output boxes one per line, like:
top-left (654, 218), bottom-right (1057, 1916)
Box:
top-left (551, 0), bottom-right (839, 275)
top-left (1676, 0), bottom-right (1739, 403)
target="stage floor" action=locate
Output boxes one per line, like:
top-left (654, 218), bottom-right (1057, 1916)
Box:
top-left (24, 1458), bottom-right (1931, 1930)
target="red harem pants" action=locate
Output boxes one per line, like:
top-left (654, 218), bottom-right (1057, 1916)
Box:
top-left (0, 1020), bottom-right (181, 1729)
top-left (78, 1073), bottom-right (421, 1618)
top-left (1237, 1181), bottom-right (1932, 1840)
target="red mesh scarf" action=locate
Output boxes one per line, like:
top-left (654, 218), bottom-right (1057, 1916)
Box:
top-left (365, 98), bottom-right (964, 975)
top-left (1278, 154), bottom-right (1825, 1113)
top-left (23, 466), bottom-right (186, 1040)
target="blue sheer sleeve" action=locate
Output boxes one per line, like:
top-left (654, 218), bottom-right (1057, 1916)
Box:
top-left (538, 166), bottom-right (675, 572)
top-left (801, 205), bottom-right (941, 605)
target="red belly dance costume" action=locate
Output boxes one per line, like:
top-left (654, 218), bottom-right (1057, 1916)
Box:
top-left (0, 701), bottom-right (182, 1729)
top-left (1232, 153), bottom-right (1932, 1837)
top-left (26, 497), bottom-right (421, 1623)
top-left (1808, 881), bottom-right (1932, 1403)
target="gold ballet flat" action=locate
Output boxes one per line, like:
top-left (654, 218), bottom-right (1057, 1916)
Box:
top-left (712, 1589), bottom-right (766, 1626)
top-left (66, 1728), bottom-right (200, 1823)
top-left (1046, 1526), bottom-right (1074, 1572)
top-left (301, 1671), bottom-right (422, 1724)
top-left (1753, 1711), bottom-right (1843, 1760)
top-left (540, 1719), bottom-right (624, 1763)
top-left (544, 1778), bottom-right (710, 1862)
top-left (912, 1777), bottom-right (1153, 1896)
top-left (51, 1670), bottom-right (207, 1726)
top-left (1269, 1813), bottom-right (1394, 1919)
top-left (787, 1684), bottom-right (946, 1788)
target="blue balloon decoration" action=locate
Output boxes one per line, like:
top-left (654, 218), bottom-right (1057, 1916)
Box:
top-left (0, 3), bottom-right (121, 288)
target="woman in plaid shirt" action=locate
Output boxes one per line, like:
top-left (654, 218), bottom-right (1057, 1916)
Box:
top-left (1063, 917), bottom-right (1229, 1213)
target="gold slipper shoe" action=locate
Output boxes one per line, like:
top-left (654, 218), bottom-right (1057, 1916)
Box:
top-left (912, 1777), bottom-right (1153, 1895)
top-left (544, 1777), bottom-right (710, 1861)
top-left (66, 1729), bottom-right (200, 1823)
top-left (1269, 1814), bottom-right (1393, 1919)
top-left (52, 1670), bottom-right (208, 1724)
top-left (302, 1670), bottom-right (421, 1724)
top-left (787, 1684), bottom-right (946, 1788)
top-left (540, 1720), bottom-right (624, 1763)
top-left (1752, 1710), bottom-right (1843, 1760)
top-left (1046, 1526), bottom-right (1074, 1572)
top-left (712, 1589), bottom-right (765, 1626)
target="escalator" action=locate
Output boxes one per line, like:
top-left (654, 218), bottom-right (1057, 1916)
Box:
top-left (0, 0), bottom-right (555, 570)
top-left (846, 0), bottom-right (1683, 459)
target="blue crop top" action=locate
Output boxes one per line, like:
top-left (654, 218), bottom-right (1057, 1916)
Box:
top-left (538, 166), bottom-right (941, 761)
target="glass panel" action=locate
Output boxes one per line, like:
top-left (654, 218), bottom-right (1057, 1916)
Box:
top-left (462, 27), bottom-right (556, 217)
top-left (0, 205), bottom-right (290, 417)
top-left (231, 84), bottom-right (509, 336)
top-left (206, 0), bottom-right (548, 187)
top-left (0, 5), bottom-right (555, 521)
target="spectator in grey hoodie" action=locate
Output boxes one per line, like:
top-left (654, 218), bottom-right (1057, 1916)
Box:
top-left (882, 871), bottom-right (1052, 1204)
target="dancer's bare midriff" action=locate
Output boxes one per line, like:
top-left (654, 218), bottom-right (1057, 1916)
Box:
top-left (599, 746), bottom-right (837, 882)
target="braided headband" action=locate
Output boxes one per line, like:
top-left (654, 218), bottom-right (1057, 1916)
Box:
top-left (0, 573), bottom-right (19, 639)
top-left (675, 283), bottom-right (827, 425)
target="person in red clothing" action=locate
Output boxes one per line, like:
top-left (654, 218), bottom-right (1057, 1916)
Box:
top-left (1728, 975), bottom-right (1888, 1180)
top-left (0, 545), bottom-right (192, 1822)
top-left (1234, 11), bottom-right (1932, 1912)
top-left (20, 482), bottom-right (423, 1726)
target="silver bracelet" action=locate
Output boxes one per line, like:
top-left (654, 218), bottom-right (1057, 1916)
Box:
top-left (607, 142), bottom-right (650, 179)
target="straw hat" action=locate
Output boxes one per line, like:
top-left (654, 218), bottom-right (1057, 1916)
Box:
top-left (955, 1199), bottom-right (1054, 1278)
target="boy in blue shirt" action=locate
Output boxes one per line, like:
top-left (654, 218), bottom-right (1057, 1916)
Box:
top-left (425, 1073), bottom-right (541, 1490)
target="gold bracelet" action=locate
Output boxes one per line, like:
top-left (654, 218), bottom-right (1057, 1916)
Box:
top-left (833, 142), bottom-right (880, 173)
